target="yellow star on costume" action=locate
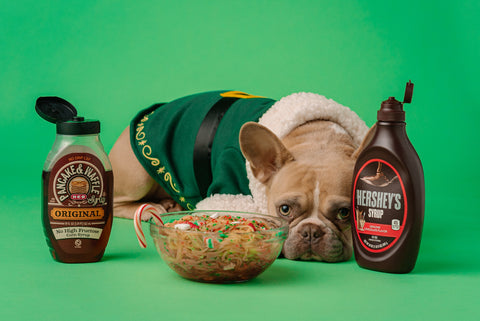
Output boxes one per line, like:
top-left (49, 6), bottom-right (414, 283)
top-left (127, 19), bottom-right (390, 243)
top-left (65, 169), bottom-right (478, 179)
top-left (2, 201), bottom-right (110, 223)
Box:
top-left (138, 140), bottom-right (147, 146)
top-left (179, 197), bottom-right (186, 203)
top-left (157, 167), bottom-right (165, 174)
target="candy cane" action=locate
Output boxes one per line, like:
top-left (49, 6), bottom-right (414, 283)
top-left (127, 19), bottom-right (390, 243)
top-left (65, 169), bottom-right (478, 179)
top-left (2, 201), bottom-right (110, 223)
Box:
top-left (134, 204), bottom-right (164, 248)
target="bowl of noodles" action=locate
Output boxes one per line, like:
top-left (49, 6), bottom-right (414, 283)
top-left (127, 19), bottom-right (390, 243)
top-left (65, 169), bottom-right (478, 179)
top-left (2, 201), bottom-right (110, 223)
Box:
top-left (134, 205), bottom-right (288, 283)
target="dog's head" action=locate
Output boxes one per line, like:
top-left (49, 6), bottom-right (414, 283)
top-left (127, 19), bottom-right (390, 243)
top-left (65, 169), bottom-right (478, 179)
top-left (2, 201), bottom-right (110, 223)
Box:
top-left (240, 121), bottom-right (373, 262)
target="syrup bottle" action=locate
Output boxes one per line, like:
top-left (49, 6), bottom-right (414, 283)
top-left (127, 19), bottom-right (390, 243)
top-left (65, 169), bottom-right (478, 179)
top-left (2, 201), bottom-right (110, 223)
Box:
top-left (351, 81), bottom-right (425, 273)
top-left (36, 97), bottom-right (113, 263)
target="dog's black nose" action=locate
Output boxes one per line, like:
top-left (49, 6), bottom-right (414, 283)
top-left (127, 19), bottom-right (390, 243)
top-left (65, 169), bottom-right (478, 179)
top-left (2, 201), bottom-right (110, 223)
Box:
top-left (299, 224), bottom-right (325, 241)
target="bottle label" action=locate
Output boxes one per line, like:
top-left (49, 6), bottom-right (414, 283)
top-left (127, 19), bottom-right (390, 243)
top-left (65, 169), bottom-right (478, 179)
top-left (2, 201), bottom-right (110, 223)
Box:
top-left (46, 153), bottom-right (110, 252)
top-left (352, 159), bottom-right (407, 253)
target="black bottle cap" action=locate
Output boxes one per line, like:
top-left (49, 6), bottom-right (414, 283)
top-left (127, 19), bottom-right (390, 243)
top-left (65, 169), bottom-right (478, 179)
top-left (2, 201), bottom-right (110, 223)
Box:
top-left (35, 96), bottom-right (100, 135)
top-left (35, 96), bottom-right (77, 123)
top-left (377, 81), bottom-right (414, 122)
top-left (56, 117), bottom-right (100, 135)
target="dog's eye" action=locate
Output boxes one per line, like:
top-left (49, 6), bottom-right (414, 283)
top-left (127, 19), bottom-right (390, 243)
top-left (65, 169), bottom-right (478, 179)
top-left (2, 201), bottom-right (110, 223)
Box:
top-left (279, 204), bottom-right (291, 216)
top-left (336, 208), bottom-right (350, 220)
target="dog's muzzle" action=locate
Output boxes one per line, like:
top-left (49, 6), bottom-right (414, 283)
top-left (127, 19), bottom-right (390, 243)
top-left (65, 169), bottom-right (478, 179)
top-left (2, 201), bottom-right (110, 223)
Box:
top-left (283, 221), bottom-right (349, 262)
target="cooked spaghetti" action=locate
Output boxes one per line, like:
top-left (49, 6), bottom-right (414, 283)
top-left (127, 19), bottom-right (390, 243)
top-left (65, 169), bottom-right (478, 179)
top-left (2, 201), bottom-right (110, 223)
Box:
top-left (150, 213), bottom-right (286, 283)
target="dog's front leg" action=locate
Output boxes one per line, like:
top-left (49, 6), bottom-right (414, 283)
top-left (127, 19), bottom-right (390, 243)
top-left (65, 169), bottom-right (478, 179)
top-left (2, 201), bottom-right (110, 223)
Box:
top-left (113, 198), bottom-right (182, 221)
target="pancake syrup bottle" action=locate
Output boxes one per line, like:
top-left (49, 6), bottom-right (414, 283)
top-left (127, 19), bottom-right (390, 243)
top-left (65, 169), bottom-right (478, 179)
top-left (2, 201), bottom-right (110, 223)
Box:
top-left (37, 97), bottom-right (113, 263)
top-left (351, 81), bottom-right (424, 273)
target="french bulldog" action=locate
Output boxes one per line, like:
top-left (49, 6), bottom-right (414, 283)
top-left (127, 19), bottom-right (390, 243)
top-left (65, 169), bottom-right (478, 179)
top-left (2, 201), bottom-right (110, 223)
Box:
top-left (109, 90), bottom-right (371, 262)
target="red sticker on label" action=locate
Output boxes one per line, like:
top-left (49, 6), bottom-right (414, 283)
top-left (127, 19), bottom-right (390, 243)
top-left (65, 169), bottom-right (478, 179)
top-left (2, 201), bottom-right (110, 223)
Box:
top-left (352, 159), bottom-right (407, 253)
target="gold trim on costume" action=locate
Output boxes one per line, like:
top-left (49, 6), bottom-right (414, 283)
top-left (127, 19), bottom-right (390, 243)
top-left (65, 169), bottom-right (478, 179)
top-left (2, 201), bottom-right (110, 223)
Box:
top-left (135, 110), bottom-right (193, 210)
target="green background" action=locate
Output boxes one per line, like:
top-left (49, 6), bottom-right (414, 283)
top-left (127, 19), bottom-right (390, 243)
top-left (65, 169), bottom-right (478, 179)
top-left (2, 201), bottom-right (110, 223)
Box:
top-left (1, 1), bottom-right (479, 320)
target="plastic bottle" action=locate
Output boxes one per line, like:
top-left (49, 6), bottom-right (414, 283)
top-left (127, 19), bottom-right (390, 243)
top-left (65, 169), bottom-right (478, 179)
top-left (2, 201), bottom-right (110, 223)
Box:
top-left (351, 81), bottom-right (425, 273)
top-left (36, 97), bottom-right (113, 263)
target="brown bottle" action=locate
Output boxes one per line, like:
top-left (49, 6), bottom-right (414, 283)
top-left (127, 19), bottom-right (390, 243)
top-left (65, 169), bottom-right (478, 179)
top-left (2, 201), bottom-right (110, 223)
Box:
top-left (37, 97), bottom-right (113, 263)
top-left (351, 81), bottom-right (425, 273)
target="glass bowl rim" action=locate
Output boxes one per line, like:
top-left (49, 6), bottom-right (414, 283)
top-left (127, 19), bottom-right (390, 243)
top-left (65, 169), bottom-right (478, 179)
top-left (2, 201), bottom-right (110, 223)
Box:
top-left (148, 209), bottom-right (288, 236)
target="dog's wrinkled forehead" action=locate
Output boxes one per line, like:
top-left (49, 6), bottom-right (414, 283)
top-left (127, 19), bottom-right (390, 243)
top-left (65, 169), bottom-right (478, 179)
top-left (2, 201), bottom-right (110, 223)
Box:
top-left (267, 160), bottom-right (354, 219)
top-left (271, 159), bottom-right (354, 196)
top-left (270, 165), bottom-right (315, 196)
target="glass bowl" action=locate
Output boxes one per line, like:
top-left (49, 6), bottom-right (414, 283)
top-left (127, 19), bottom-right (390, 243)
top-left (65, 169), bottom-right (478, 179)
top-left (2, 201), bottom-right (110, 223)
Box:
top-left (135, 209), bottom-right (288, 283)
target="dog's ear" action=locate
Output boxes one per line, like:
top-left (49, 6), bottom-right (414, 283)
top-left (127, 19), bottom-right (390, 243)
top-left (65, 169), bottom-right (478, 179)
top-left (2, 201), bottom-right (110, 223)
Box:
top-left (239, 122), bottom-right (294, 184)
top-left (352, 124), bottom-right (377, 159)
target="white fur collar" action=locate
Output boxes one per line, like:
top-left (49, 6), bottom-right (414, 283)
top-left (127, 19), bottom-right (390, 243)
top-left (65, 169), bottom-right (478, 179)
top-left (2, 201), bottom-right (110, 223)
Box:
top-left (196, 92), bottom-right (369, 213)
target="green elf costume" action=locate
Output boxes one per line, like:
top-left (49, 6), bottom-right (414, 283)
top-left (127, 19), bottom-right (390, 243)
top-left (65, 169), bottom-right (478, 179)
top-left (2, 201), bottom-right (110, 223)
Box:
top-left (130, 90), bottom-right (368, 213)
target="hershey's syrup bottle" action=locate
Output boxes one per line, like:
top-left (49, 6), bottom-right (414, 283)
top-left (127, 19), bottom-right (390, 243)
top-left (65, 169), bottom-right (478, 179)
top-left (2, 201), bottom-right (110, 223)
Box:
top-left (351, 81), bottom-right (425, 273)
top-left (36, 97), bottom-right (113, 263)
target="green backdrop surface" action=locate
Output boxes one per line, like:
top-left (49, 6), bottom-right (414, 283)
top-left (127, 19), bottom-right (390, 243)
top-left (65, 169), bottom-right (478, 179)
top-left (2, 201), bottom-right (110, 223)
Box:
top-left (1, 1), bottom-right (479, 320)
